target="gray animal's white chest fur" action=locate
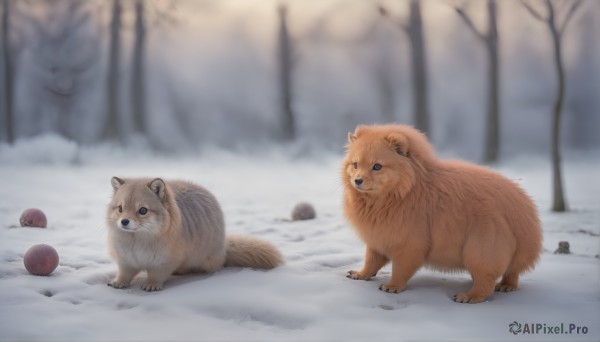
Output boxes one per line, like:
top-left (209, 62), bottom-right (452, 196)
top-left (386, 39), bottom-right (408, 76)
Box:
top-left (111, 231), bottom-right (174, 270)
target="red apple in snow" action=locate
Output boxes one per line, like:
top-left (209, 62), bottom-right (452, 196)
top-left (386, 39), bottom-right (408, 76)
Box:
top-left (20, 208), bottom-right (47, 228)
top-left (24, 244), bottom-right (59, 276)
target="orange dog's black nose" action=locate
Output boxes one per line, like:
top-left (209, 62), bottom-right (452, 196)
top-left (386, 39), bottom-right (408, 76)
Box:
top-left (355, 179), bottom-right (363, 186)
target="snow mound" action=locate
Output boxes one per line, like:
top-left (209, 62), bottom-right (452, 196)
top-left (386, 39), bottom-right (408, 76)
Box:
top-left (0, 134), bottom-right (79, 165)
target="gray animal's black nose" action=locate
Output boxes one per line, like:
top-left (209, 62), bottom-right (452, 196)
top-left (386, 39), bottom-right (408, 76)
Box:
top-left (355, 178), bottom-right (363, 186)
top-left (121, 219), bottom-right (130, 226)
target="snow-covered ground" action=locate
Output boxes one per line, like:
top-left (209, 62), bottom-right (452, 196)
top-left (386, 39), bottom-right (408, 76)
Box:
top-left (0, 136), bottom-right (598, 341)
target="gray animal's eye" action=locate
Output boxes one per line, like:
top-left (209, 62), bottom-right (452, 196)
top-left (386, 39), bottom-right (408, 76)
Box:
top-left (138, 207), bottom-right (148, 215)
top-left (118, 205), bottom-right (122, 213)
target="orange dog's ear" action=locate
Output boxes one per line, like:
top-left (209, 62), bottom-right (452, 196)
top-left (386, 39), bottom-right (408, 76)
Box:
top-left (348, 125), bottom-right (367, 143)
top-left (347, 132), bottom-right (357, 143)
top-left (385, 133), bottom-right (410, 157)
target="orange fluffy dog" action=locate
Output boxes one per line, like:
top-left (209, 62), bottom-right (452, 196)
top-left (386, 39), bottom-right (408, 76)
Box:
top-left (342, 124), bottom-right (542, 303)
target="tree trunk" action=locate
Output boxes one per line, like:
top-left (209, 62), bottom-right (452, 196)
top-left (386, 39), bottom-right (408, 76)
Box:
top-left (131, 0), bottom-right (146, 136)
top-left (408, 0), bottom-right (429, 135)
top-left (376, 60), bottom-right (396, 123)
top-left (483, 0), bottom-right (500, 164)
top-left (1, 0), bottom-right (14, 143)
top-left (548, 4), bottom-right (567, 212)
top-left (104, 0), bottom-right (122, 141)
top-left (277, 5), bottom-right (295, 141)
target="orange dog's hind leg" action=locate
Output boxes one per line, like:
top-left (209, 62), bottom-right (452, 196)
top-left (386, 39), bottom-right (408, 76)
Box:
top-left (455, 233), bottom-right (512, 303)
top-left (495, 271), bottom-right (519, 292)
top-left (347, 247), bottom-right (389, 280)
top-left (454, 272), bottom-right (497, 304)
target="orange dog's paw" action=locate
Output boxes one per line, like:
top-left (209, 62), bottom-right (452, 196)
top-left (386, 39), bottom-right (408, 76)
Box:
top-left (378, 284), bottom-right (405, 294)
top-left (495, 284), bottom-right (518, 292)
top-left (346, 270), bottom-right (372, 281)
top-left (453, 292), bottom-right (487, 304)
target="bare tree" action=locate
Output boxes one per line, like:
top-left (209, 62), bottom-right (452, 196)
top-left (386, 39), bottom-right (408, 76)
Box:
top-left (104, 0), bottom-right (122, 142)
top-left (127, 0), bottom-right (180, 148)
top-left (379, 0), bottom-right (430, 134)
top-left (453, 0), bottom-right (500, 164)
top-left (374, 47), bottom-right (397, 123)
top-left (277, 4), bottom-right (295, 141)
top-left (407, 0), bottom-right (429, 135)
top-left (360, 18), bottom-right (400, 123)
top-left (131, 0), bottom-right (146, 135)
top-left (521, 0), bottom-right (583, 212)
top-left (0, 0), bottom-right (13, 143)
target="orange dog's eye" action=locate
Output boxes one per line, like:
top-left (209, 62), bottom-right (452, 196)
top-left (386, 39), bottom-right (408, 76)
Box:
top-left (372, 163), bottom-right (382, 171)
top-left (353, 162), bottom-right (358, 169)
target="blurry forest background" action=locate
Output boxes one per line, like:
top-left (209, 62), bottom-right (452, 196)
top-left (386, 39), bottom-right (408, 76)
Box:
top-left (0, 0), bottom-right (598, 160)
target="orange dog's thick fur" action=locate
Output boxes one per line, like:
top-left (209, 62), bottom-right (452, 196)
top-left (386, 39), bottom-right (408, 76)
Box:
top-left (342, 124), bottom-right (542, 303)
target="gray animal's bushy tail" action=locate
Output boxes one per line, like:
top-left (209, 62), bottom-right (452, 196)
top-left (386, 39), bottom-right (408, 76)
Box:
top-left (224, 235), bottom-right (283, 269)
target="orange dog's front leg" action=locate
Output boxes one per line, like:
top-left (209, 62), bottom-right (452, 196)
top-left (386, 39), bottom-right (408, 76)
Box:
top-left (379, 248), bottom-right (425, 293)
top-left (347, 247), bottom-right (389, 281)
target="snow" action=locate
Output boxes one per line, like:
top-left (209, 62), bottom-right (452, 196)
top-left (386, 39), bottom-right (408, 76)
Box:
top-left (0, 140), bottom-right (598, 341)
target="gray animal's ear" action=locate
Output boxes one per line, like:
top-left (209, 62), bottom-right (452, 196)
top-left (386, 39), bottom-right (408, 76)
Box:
top-left (148, 178), bottom-right (166, 200)
top-left (111, 177), bottom-right (125, 191)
